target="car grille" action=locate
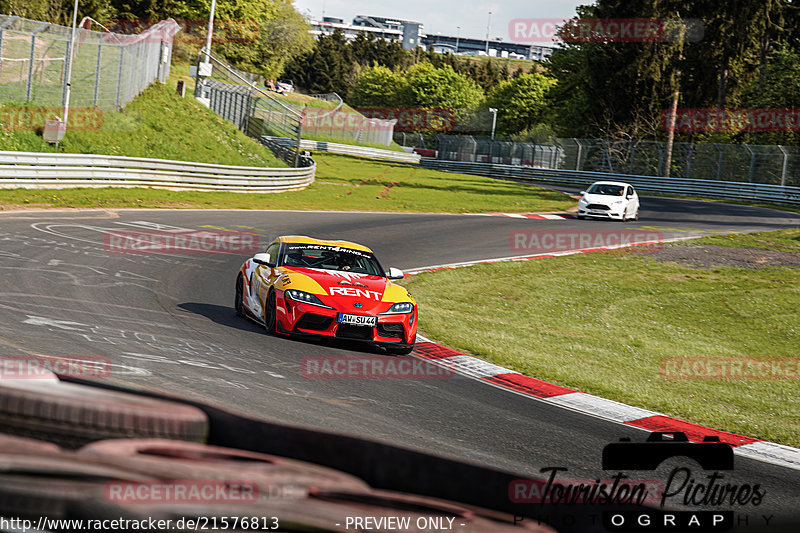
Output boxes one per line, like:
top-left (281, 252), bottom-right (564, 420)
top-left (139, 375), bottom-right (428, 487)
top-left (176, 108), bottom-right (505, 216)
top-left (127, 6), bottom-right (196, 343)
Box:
top-left (377, 322), bottom-right (405, 339)
top-left (336, 324), bottom-right (374, 340)
top-left (295, 313), bottom-right (333, 331)
top-left (587, 204), bottom-right (610, 210)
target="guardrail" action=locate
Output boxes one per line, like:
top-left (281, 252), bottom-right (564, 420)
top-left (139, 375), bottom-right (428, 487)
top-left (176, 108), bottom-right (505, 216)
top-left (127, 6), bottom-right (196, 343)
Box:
top-left (263, 136), bottom-right (421, 164)
top-left (0, 151), bottom-right (316, 193)
top-left (420, 159), bottom-right (800, 206)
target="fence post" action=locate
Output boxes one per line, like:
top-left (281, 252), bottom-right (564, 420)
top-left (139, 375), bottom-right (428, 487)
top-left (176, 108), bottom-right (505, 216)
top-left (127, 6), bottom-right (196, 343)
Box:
top-left (93, 43), bottom-right (102, 107)
top-left (629, 143), bottom-right (636, 174)
top-left (115, 47), bottom-right (124, 108)
top-left (745, 144), bottom-right (755, 182)
top-left (778, 145), bottom-right (788, 186)
top-left (575, 139), bottom-right (582, 171)
top-left (715, 143), bottom-right (723, 180)
top-left (28, 23), bottom-right (49, 102)
top-left (0, 17), bottom-right (20, 68)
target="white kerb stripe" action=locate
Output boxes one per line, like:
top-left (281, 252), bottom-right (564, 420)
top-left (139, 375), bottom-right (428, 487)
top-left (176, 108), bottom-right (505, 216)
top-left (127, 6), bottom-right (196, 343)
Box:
top-left (735, 441), bottom-right (800, 471)
top-left (540, 214), bottom-right (565, 219)
top-left (442, 355), bottom-right (515, 379)
top-left (548, 392), bottom-right (661, 423)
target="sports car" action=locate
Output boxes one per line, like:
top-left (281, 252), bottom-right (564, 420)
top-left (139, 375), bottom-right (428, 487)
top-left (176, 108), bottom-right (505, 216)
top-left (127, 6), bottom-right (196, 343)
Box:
top-left (235, 236), bottom-right (417, 355)
top-left (577, 181), bottom-right (640, 221)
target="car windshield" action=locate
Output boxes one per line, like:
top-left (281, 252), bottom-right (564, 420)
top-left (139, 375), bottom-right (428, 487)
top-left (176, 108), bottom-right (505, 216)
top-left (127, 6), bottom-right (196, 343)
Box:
top-left (280, 244), bottom-right (383, 276)
top-left (587, 184), bottom-right (624, 196)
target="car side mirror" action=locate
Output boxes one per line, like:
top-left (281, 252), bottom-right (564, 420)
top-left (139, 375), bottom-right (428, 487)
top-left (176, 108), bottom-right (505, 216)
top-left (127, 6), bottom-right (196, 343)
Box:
top-left (252, 252), bottom-right (274, 267)
top-left (579, 190), bottom-right (586, 195)
top-left (386, 267), bottom-right (404, 280)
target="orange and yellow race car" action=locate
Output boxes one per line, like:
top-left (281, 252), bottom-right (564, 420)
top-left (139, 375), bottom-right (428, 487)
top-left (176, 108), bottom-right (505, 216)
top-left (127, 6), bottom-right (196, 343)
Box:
top-left (235, 236), bottom-right (417, 355)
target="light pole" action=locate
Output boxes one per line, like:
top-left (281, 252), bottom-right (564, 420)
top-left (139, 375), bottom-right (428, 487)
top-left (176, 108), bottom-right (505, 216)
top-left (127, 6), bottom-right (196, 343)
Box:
top-left (455, 26), bottom-right (460, 54)
top-left (485, 11), bottom-right (491, 55)
top-left (61, 0), bottom-right (79, 131)
top-left (204, 0), bottom-right (216, 62)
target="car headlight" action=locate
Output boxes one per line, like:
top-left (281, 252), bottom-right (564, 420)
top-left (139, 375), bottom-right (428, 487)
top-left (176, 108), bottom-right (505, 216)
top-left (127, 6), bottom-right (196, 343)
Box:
top-left (380, 302), bottom-right (414, 314)
top-left (578, 197), bottom-right (588, 205)
top-left (285, 289), bottom-right (333, 308)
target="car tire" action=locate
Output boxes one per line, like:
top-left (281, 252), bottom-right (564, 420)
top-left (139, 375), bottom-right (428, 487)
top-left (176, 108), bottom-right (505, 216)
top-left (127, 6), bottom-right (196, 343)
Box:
top-left (0, 380), bottom-right (209, 449)
top-left (264, 290), bottom-right (277, 335)
top-left (577, 215), bottom-right (585, 220)
top-left (633, 208), bottom-right (639, 221)
top-left (235, 275), bottom-right (245, 317)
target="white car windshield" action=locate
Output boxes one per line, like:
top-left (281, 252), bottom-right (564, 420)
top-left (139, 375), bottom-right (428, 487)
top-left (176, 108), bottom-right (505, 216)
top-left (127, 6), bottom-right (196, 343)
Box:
top-left (587, 184), bottom-right (625, 196)
top-left (280, 244), bottom-right (383, 276)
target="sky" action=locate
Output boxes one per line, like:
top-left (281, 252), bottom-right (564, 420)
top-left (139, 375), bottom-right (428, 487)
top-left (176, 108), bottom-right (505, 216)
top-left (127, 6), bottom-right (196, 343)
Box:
top-left (292, 0), bottom-right (589, 41)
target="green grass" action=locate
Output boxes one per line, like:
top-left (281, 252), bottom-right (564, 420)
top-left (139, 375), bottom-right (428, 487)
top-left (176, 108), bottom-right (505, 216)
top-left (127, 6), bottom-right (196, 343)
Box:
top-left (0, 152), bottom-right (573, 212)
top-left (402, 230), bottom-right (800, 447)
top-left (0, 82), bottom-right (284, 168)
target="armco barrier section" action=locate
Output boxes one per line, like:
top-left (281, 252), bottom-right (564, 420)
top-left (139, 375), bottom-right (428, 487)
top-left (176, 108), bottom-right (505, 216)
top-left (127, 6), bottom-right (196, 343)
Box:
top-left (420, 159), bottom-right (800, 206)
top-left (0, 151), bottom-right (315, 193)
top-left (263, 136), bottom-right (421, 164)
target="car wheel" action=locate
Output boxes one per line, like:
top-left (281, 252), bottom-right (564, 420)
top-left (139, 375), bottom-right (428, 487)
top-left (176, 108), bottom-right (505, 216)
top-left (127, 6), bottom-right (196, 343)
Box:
top-left (577, 215), bottom-right (585, 220)
top-left (264, 290), bottom-right (277, 334)
top-left (633, 208), bottom-right (639, 221)
top-left (235, 275), bottom-right (245, 317)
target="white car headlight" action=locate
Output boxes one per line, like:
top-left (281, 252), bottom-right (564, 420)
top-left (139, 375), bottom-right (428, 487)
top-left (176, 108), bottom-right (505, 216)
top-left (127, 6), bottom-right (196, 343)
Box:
top-left (380, 302), bottom-right (414, 314)
top-left (578, 197), bottom-right (588, 205)
top-left (285, 289), bottom-right (333, 308)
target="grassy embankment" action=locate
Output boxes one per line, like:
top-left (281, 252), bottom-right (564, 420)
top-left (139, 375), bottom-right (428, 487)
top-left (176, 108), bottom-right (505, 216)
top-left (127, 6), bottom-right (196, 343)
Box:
top-left (403, 229), bottom-right (800, 447)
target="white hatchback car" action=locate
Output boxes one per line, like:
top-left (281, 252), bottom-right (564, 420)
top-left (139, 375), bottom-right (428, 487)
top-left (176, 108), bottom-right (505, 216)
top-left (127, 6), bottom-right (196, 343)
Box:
top-left (577, 181), bottom-right (640, 221)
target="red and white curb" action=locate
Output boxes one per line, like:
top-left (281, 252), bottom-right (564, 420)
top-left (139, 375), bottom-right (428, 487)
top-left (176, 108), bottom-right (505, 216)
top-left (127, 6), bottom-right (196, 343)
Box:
top-left (410, 336), bottom-right (800, 471)
top-left (480, 213), bottom-right (576, 220)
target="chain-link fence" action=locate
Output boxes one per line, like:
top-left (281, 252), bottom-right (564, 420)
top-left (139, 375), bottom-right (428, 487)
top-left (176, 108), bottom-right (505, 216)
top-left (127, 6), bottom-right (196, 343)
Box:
top-left (195, 54), bottom-right (397, 147)
top-left (401, 135), bottom-right (800, 186)
top-left (0, 14), bottom-right (179, 110)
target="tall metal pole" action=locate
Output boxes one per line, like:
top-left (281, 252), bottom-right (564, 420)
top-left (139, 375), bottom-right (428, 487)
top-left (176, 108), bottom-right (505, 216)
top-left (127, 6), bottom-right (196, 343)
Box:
top-left (489, 108), bottom-right (497, 140)
top-left (63, 0), bottom-right (80, 126)
top-left (204, 0), bottom-right (216, 60)
top-left (485, 12), bottom-right (491, 55)
top-left (455, 26), bottom-right (460, 53)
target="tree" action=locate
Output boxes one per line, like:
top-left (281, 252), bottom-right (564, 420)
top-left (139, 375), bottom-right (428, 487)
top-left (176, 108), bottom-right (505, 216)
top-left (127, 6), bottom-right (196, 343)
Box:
top-left (348, 64), bottom-right (407, 107)
top-left (486, 73), bottom-right (556, 134)
top-left (400, 62), bottom-right (484, 109)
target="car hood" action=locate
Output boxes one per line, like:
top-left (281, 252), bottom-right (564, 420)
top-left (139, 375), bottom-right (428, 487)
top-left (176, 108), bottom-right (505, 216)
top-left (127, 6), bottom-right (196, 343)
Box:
top-left (277, 267), bottom-right (415, 308)
top-left (582, 193), bottom-right (626, 205)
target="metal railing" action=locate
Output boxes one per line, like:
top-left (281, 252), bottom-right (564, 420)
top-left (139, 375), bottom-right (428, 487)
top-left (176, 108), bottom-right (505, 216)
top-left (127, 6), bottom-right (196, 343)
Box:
top-left (0, 14), bottom-right (179, 110)
top-left (419, 159), bottom-right (800, 206)
top-left (0, 150), bottom-right (315, 192)
top-left (263, 136), bottom-right (421, 164)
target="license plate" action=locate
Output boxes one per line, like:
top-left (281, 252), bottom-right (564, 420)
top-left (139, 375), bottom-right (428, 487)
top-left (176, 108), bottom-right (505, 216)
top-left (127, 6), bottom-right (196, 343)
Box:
top-left (338, 313), bottom-right (377, 327)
